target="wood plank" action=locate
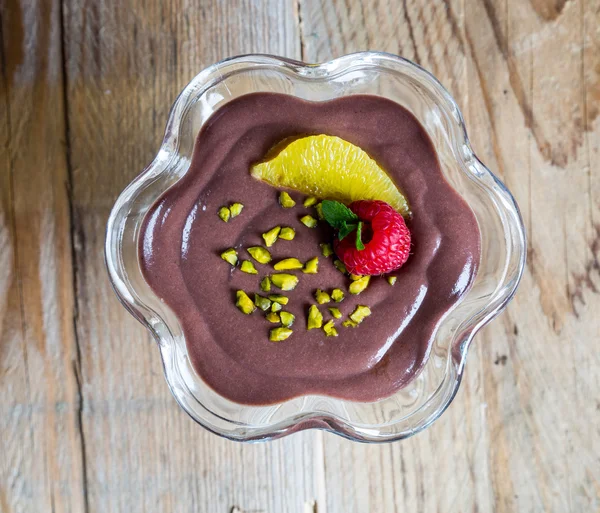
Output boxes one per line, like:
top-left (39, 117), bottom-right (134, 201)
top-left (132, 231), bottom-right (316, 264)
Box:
top-left (300, 0), bottom-right (600, 511)
top-left (0, 1), bottom-right (86, 512)
top-left (62, 1), bottom-right (319, 512)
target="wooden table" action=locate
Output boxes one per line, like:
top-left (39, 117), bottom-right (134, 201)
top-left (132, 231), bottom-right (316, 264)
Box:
top-left (1, 1), bottom-right (599, 512)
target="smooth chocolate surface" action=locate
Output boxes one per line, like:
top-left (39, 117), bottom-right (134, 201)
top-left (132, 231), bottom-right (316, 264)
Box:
top-left (139, 93), bottom-right (480, 405)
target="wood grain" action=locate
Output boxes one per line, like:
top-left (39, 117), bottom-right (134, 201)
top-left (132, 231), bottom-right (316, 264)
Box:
top-left (0, 0), bottom-right (599, 512)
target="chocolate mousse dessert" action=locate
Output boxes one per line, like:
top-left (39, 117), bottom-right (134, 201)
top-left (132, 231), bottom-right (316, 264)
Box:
top-left (139, 93), bottom-right (481, 405)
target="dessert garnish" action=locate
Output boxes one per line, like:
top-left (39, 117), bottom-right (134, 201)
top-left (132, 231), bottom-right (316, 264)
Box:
top-left (236, 291), bottom-right (256, 314)
top-left (279, 191), bottom-right (296, 208)
top-left (300, 215), bottom-right (318, 228)
top-left (270, 273), bottom-right (299, 291)
top-left (262, 226), bottom-right (281, 247)
top-left (314, 289), bottom-right (331, 304)
top-left (322, 199), bottom-right (411, 276)
top-left (273, 258), bottom-right (304, 271)
top-left (247, 246), bottom-right (272, 264)
top-left (302, 257), bottom-right (319, 274)
top-left (254, 294), bottom-right (272, 312)
top-left (218, 206), bottom-right (231, 222)
top-left (349, 275), bottom-right (370, 295)
top-left (251, 135), bottom-right (410, 216)
top-left (218, 202), bottom-right (244, 222)
top-left (260, 276), bottom-right (271, 292)
top-left (269, 327), bottom-right (293, 342)
top-left (240, 260), bottom-right (258, 274)
top-left (303, 197), bottom-right (318, 207)
top-left (349, 305), bottom-right (371, 324)
top-left (331, 289), bottom-right (345, 302)
top-left (323, 320), bottom-right (338, 337)
top-left (279, 311), bottom-right (295, 327)
top-left (307, 305), bottom-right (323, 330)
top-left (328, 307), bottom-right (342, 319)
top-left (268, 294), bottom-right (289, 305)
top-left (220, 248), bottom-right (238, 266)
top-left (278, 227), bottom-right (295, 240)
top-left (319, 243), bottom-right (333, 257)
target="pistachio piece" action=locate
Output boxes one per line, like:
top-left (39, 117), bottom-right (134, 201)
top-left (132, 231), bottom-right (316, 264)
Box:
top-left (270, 327), bottom-right (293, 342)
top-left (229, 202), bottom-right (244, 218)
top-left (350, 274), bottom-right (363, 281)
top-left (260, 276), bottom-right (271, 292)
top-left (342, 319), bottom-right (358, 328)
top-left (280, 311), bottom-right (295, 327)
top-left (266, 312), bottom-right (281, 323)
top-left (387, 276), bottom-right (397, 286)
top-left (303, 196), bottom-right (318, 207)
top-left (220, 248), bottom-right (238, 266)
top-left (302, 257), bottom-right (319, 274)
top-left (262, 226), bottom-right (281, 247)
top-left (279, 191), bottom-right (296, 208)
top-left (334, 259), bottom-right (347, 274)
top-left (320, 243), bottom-right (333, 257)
top-left (314, 289), bottom-right (331, 305)
top-left (315, 202), bottom-right (324, 220)
top-left (328, 307), bottom-right (342, 319)
top-left (307, 305), bottom-right (323, 330)
top-left (240, 260), bottom-right (258, 274)
top-left (270, 273), bottom-right (299, 291)
top-left (349, 275), bottom-right (370, 295)
top-left (331, 288), bottom-right (345, 303)
top-left (300, 215), bottom-right (318, 228)
top-left (279, 227), bottom-right (296, 240)
top-left (349, 305), bottom-right (371, 324)
top-left (218, 206), bottom-right (231, 222)
top-left (254, 294), bottom-right (272, 312)
top-left (236, 290), bottom-right (256, 314)
top-left (323, 320), bottom-right (338, 337)
top-left (268, 294), bottom-right (289, 305)
top-left (274, 258), bottom-right (304, 271)
top-left (271, 302), bottom-right (282, 312)
top-left (247, 246), bottom-right (272, 264)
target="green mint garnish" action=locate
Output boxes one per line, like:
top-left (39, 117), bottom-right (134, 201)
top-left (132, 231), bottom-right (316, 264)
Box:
top-left (321, 200), bottom-right (365, 251)
top-left (356, 221), bottom-right (365, 250)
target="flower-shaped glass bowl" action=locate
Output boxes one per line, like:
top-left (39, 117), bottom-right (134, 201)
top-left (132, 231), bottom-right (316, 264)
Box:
top-left (105, 52), bottom-right (526, 442)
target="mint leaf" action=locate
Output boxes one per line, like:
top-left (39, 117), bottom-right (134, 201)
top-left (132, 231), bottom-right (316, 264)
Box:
top-left (355, 221), bottom-right (365, 250)
top-left (338, 221), bottom-right (357, 240)
top-left (321, 200), bottom-right (358, 230)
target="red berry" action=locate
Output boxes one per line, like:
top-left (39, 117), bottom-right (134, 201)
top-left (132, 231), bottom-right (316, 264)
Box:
top-left (334, 200), bottom-right (411, 276)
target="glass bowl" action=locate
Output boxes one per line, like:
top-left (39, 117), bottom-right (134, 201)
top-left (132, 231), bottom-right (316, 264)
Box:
top-left (105, 52), bottom-right (526, 442)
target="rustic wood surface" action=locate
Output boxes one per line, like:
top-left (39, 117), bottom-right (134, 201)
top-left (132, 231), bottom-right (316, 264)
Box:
top-left (1, 0), bottom-right (598, 512)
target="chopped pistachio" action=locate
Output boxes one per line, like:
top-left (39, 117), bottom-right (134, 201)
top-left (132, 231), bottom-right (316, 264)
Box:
top-left (334, 259), bottom-right (347, 274)
top-left (307, 305), bottom-right (323, 330)
top-left (328, 307), bottom-right (342, 319)
top-left (302, 257), bottom-right (319, 274)
top-left (229, 202), bottom-right (244, 218)
top-left (236, 290), bottom-right (256, 314)
top-left (279, 191), bottom-right (296, 208)
top-left (274, 258), bottom-right (304, 271)
top-left (266, 312), bottom-right (281, 323)
top-left (270, 327), bottom-right (293, 342)
top-left (320, 243), bottom-right (333, 257)
top-left (268, 294), bottom-right (289, 305)
top-left (387, 276), bottom-right (397, 286)
top-left (247, 246), bottom-right (272, 264)
top-left (240, 260), bottom-right (258, 274)
top-left (279, 227), bottom-right (296, 240)
top-left (323, 320), bottom-right (338, 337)
top-left (300, 215), bottom-right (318, 228)
top-left (331, 288), bottom-right (345, 302)
top-left (271, 302), bottom-right (282, 312)
top-left (254, 294), bottom-right (272, 312)
top-left (262, 226), bottom-right (281, 247)
top-left (218, 206), bottom-right (231, 222)
top-left (349, 275), bottom-right (371, 295)
top-left (220, 248), bottom-right (238, 266)
top-left (343, 319), bottom-right (359, 328)
top-left (303, 196), bottom-right (318, 207)
top-left (270, 273), bottom-right (299, 291)
top-left (280, 311), bottom-right (295, 327)
top-left (260, 276), bottom-right (271, 292)
top-left (314, 289), bottom-right (331, 305)
top-left (350, 274), bottom-right (363, 281)
top-left (315, 202), bottom-right (324, 220)
top-left (349, 305), bottom-right (372, 324)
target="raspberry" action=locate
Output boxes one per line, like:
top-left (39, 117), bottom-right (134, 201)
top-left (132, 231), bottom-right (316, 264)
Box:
top-left (333, 200), bottom-right (411, 275)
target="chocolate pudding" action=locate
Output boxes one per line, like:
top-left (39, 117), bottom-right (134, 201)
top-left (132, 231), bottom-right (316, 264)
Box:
top-left (139, 93), bottom-right (481, 405)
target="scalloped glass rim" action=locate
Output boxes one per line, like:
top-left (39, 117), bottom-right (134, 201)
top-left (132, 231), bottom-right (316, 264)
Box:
top-left (105, 52), bottom-right (526, 443)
